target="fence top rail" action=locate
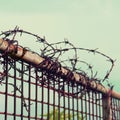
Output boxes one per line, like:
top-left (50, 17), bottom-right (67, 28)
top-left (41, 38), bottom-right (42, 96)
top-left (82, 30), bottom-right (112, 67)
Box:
top-left (0, 38), bottom-right (120, 99)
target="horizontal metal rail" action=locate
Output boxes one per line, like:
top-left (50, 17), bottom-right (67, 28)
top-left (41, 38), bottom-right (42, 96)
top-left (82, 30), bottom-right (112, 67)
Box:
top-left (0, 38), bottom-right (120, 99)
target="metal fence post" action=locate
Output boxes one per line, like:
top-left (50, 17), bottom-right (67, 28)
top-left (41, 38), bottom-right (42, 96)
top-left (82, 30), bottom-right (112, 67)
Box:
top-left (102, 90), bottom-right (112, 120)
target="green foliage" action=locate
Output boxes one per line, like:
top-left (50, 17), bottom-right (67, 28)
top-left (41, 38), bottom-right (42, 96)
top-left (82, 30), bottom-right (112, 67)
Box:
top-left (40, 109), bottom-right (85, 120)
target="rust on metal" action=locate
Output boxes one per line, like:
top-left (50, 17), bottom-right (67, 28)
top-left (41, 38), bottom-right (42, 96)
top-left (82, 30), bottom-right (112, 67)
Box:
top-left (0, 38), bottom-right (120, 100)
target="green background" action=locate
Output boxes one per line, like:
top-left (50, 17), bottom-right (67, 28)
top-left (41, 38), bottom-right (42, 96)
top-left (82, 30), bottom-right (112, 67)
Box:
top-left (0, 0), bottom-right (120, 92)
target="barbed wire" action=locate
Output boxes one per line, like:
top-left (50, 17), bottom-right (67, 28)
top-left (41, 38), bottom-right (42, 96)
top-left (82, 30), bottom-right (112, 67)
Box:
top-left (0, 27), bottom-right (116, 103)
top-left (0, 27), bottom-right (115, 87)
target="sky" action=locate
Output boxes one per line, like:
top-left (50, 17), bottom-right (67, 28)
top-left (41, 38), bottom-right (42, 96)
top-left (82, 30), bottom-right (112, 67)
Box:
top-left (0, 0), bottom-right (120, 92)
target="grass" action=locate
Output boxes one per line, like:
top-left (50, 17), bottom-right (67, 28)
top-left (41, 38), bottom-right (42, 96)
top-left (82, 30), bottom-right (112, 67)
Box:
top-left (40, 109), bottom-right (85, 120)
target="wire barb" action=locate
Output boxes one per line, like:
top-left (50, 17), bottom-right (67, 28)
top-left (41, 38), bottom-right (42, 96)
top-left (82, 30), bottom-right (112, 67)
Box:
top-left (0, 27), bottom-right (115, 90)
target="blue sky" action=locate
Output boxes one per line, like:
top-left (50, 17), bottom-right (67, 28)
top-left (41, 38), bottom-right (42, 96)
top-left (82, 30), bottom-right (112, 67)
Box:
top-left (0, 0), bottom-right (120, 91)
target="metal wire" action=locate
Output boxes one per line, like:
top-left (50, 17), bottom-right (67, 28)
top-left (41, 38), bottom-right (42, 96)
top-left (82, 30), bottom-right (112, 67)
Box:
top-left (0, 52), bottom-right (120, 119)
top-left (0, 28), bottom-right (120, 119)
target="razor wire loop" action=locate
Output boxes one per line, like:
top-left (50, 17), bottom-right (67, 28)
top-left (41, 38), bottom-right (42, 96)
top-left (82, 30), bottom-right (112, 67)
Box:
top-left (45, 46), bottom-right (115, 83)
top-left (0, 27), bottom-right (115, 91)
top-left (0, 27), bottom-right (55, 58)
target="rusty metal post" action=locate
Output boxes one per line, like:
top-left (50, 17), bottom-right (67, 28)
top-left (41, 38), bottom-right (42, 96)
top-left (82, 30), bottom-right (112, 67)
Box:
top-left (102, 90), bottom-right (112, 120)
